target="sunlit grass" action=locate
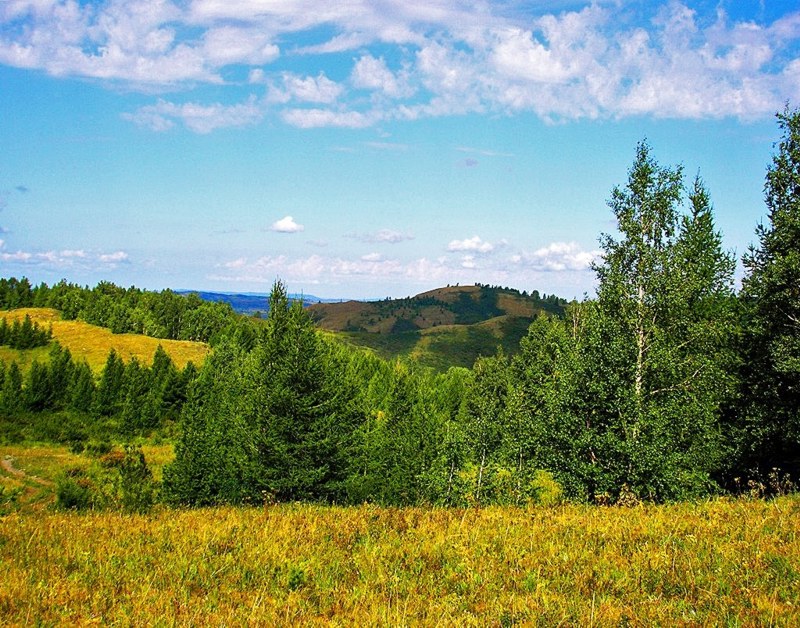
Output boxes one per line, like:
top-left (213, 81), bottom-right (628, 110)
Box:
top-left (1, 308), bottom-right (209, 371)
top-left (1, 491), bottom-right (798, 625)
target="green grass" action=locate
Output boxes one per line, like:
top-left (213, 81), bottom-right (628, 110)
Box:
top-left (341, 316), bottom-right (535, 370)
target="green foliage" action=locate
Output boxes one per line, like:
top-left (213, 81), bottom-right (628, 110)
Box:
top-left (165, 280), bottom-right (365, 505)
top-left (116, 445), bottom-right (156, 513)
top-left (736, 105), bottom-right (800, 480)
top-left (55, 469), bottom-right (94, 511)
top-left (0, 314), bottom-right (52, 349)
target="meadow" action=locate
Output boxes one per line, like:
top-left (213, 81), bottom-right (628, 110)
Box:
top-left (1, 444), bottom-right (799, 625)
top-left (0, 308), bottom-right (209, 372)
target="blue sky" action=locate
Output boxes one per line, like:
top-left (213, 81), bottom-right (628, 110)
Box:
top-left (1, 1), bottom-right (799, 299)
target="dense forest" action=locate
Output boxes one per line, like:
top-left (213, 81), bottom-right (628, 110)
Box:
top-left (1, 107), bottom-right (799, 508)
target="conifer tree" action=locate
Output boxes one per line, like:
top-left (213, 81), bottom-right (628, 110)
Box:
top-left (1, 362), bottom-right (23, 415)
top-left (737, 105), bottom-right (800, 478)
top-left (69, 361), bottom-right (95, 414)
top-left (93, 349), bottom-right (125, 416)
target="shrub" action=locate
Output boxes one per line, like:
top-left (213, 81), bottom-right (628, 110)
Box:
top-left (55, 471), bottom-right (94, 511)
top-left (116, 445), bottom-right (156, 513)
top-left (529, 470), bottom-right (564, 507)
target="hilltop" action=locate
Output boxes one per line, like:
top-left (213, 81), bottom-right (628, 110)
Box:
top-left (308, 284), bottom-right (567, 369)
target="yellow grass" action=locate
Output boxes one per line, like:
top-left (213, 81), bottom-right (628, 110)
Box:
top-left (0, 493), bottom-right (798, 625)
top-left (1, 308), bottom-right (209, 371)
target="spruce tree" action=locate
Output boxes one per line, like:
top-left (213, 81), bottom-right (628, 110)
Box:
top-left (737, 106), bottom-right (800, 478)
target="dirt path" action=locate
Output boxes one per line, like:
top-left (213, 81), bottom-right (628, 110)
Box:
top-left (1, 455), bottom-right (53, 487)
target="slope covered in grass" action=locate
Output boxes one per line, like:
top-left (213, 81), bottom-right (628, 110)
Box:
top-left (0, 308), bottom-right (209, 372)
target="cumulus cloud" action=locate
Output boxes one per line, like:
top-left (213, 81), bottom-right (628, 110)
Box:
top-left (448, 236), bottom-right (494, 254)
top-left (511, 241), bottom-right (601, 272)
top-left (351, 54), bottom-right (414, 99)
top-left (2, 1), bottom-right (798, 130)
top-left (271, 215), bottom-right (304, 233)
top-left (268, 72), bottom-right (344, 104)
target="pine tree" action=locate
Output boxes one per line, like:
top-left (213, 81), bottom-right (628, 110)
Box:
top-left (70, 361), bottom-right (95, 413)
top-left (737, 106), bottom-right (800, 478)
top-left (93, 349), bottom-right (125, 416)
top-left (0, 362), bottom-right (23, 415)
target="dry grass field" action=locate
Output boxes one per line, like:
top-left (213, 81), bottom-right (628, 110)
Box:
top-left (1, 443), bottom-right (799, 626)
top-left (1, 308), bottom-right (209, 371)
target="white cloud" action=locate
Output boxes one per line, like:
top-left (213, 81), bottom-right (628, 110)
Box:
top-left (98, 251), bottom-right (129, 263)
top-left (281, 108), bottom-right (378, 129)
top-left (2, 1), bottom-right (799, 129)
top-left (0, 250), bottom-right (32, 262)
top-left (268, 72), bottom-right (344, 104)
top-left (202, 26), bottom-right (279, 66)
top-left (0, 246), bottom-right (128, 267)
top-left (361, 252), bottom-right (383, 262)
top-left (512, 241), bottom-right (600, 272)
top-left (123, 96), bottom-right (263, 133)
top-left (60, 249), bottom-right (87, 258)
top-left (448, 236), bottom-right (494, 254)
top-left (351, 54), bottom-right (413, 98)
top-left (349, 228), bottom-right (414, 244)
top-left (271, 215), bottom-right (304, 233)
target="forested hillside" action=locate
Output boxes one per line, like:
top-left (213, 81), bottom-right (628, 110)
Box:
top-left (2, 107), bottom-right (800, 508)
top-left (309, 284), bottom-right (567, 369)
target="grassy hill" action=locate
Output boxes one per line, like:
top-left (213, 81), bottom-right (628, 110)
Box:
top-left (310, 285), bottom-right (566, 369)
top-left (0, 308), bottom-right (209, 373)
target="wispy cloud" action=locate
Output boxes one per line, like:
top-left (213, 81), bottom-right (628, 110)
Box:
top-left (347, 228), bottom-right (415, 244)
top-left (270, 215), bottom-right (305, 233)
top-left (122, 96), bottom-right (263, 133)
top-left (2, 1), bottom-right (797, 132)
top-left (0, 244), bottom-right (129, 268)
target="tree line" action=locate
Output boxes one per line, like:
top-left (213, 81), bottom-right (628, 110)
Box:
top-left (0, 279), bottom-right (244, 344)
top-left (0, 314), bottom-right (52, 349)
top-left (0, 343), bottom-right (197, 443)
top-left (164, 108), bottom-right (799, 506)
top-left (1, 107), bottom-right (799, 507)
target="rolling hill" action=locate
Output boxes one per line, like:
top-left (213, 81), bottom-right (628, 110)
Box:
top-left (0, 309), bottom-right (209, 373)
top-left (309, 285), bottom-right (567, 369)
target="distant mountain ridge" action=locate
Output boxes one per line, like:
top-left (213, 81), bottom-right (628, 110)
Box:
top-left (176, 290), bottom-right (341, 314)
top-left (182, 284), bottom-right (568, 369)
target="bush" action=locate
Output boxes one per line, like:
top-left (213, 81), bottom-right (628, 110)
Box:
top-left (529, 470), bottom-right (564, 507)
top-left (116, 445), bottom-right (156, 513)
top-left (85, 440), bottom-right (113, 457)
top-left (55, 471), bottom-right (94, 511)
